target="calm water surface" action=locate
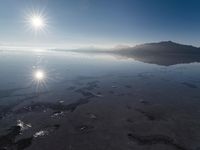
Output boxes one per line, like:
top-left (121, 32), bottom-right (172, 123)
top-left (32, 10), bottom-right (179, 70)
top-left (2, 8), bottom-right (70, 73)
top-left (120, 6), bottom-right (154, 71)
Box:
top-left (0, 50), bottom-right (200, 150)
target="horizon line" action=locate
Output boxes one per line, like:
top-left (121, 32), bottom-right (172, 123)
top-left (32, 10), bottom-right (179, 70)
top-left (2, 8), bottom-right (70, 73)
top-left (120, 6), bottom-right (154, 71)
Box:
top-left (0, 41), bottom-right (199, 51)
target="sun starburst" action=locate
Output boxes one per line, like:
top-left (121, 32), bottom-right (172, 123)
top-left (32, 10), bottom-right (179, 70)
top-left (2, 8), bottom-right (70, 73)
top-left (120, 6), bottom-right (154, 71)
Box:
top-left (24, 8), bottom-right (49, 34)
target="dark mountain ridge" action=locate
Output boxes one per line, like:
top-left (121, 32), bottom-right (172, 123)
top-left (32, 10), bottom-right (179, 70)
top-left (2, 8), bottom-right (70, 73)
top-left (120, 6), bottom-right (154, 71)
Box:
top-left (113, 41), bottom-right (200, 65)
top-left (116, 41), bottom-right (200, 54)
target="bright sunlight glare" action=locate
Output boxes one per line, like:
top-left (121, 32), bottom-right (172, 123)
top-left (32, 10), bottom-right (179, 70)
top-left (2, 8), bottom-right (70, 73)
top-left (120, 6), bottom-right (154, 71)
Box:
top-left (30, 15), bottom-right (45, 30)
top-left (31, 16), bottom-right (44, 28)
top-left (25, 8), bottom-right (48, 34)
top-left (34, 70), bottom-right (45, 80)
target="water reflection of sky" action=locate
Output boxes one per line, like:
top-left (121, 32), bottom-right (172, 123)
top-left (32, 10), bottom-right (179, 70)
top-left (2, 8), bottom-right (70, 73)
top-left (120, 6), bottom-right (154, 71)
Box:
top-left (0, 50), bottom-right (200, 139)
top-left (0, 50), bottom-right (200, 90)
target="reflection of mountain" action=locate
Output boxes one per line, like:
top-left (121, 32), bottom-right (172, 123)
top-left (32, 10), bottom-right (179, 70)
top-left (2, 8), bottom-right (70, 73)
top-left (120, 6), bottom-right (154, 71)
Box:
top-left (53, 41), bottom-right (200, 66)
top-left (113, 41), bottom-right (200, 66)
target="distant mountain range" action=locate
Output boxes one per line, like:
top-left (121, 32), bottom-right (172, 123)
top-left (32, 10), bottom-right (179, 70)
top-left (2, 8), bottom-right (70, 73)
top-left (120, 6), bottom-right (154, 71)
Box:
top-left (113, 41), bottom-right (200, 65)
top-left (54, 41), bottom-right (200, 66)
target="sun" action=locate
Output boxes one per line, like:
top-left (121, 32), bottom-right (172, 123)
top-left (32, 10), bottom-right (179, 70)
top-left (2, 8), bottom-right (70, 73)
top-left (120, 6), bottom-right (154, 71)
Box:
top-left (25, 8), bottom-right (48, 33)
top-left (29, 15), bottom-right (46, 31)
top-left (31, 15), bottom-right (44, 29)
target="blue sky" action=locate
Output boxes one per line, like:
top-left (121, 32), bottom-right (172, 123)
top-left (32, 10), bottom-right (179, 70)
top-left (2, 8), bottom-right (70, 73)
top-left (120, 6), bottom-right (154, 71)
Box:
top-left (0, 0), bottom-right (200, 48)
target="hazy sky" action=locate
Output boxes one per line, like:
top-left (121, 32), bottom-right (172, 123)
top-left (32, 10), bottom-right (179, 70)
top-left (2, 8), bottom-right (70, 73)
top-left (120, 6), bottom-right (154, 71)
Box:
top-left (0, 0), bottom-right (200, 48)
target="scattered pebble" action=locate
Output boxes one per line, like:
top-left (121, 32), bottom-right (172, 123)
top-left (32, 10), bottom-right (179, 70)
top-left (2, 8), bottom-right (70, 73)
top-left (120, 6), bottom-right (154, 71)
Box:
top-left (76, 125), bottom-right (94, 133)
top-left (17, 120), bottom-right (32, 131)
top-left (33, 130), bottom-right (49, 138)
top-left (88, 113), bottom-right (97, 119)
top-left (59, 100), bottom-right (64, 104)
top-left (51, 111), bottom-right (64, 118)
top-left (33, 124), bottom-right (60, 138)
top-left (92, 93), bottom-right (103, 97)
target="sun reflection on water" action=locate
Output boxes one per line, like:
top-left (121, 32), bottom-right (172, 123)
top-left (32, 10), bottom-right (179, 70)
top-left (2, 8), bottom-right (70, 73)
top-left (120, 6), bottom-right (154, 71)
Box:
top-left (32, 69), bottom-right (48, 92)
top-left (34, 70), bottom-right (45, 80)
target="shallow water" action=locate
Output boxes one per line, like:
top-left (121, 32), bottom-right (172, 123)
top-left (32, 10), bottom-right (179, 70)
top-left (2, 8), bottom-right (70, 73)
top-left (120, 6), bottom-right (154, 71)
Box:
top-left (0, 50), bottom-right (200, 150)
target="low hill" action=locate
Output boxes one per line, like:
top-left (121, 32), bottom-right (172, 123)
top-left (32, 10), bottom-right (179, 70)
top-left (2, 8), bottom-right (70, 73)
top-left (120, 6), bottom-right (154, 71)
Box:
top-left (114, 41), bottom-right (200, 65)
